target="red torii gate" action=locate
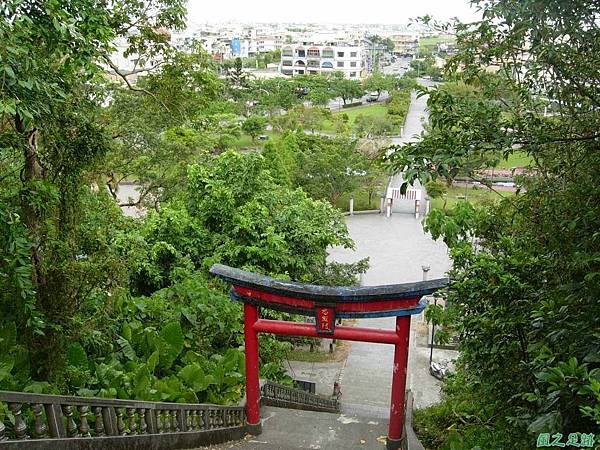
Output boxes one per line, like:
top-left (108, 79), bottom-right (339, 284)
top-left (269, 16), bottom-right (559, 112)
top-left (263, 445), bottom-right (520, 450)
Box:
top-left (210, 264), bottom-right (446, 450)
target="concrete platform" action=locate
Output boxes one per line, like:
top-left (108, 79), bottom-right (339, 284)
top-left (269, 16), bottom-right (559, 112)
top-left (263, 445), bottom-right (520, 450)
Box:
top-left (200, 405), bottom-right (389, 449)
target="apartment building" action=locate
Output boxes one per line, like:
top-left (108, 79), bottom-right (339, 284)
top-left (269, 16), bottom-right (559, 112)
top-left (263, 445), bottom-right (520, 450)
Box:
top-left (389, 34), bottom-right (419, 56)
top-left (280, 42), bottom-right (363, 79)
top-left (254, 34), bottom-right (284, 53)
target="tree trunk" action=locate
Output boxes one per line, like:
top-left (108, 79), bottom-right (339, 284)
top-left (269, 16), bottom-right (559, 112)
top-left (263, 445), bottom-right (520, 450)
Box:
top-left (16, 115), bottom-right (57, 379)
top-left (16, 115), bottom-right (46, 295)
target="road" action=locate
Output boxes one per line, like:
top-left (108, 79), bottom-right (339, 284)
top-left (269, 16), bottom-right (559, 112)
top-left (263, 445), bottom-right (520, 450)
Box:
top-left (326, 57), bottom-right (413, 112)
top-left (326, 91), bottom-right (390, 112)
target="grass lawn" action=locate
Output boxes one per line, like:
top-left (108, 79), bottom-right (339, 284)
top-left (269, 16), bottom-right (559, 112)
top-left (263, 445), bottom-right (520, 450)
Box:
top-left (336, 188), bottom-right (385, 212)
top-left (495, 151), bottom-right (532, 169)
top-left (430, 185), bottom-right (512, 211)
top-left (233, 130), bottom-right (278, 150)
top-left (319, 104), bottom-right (395, 133)
top-left (419, 35), bottom-right (456, 50)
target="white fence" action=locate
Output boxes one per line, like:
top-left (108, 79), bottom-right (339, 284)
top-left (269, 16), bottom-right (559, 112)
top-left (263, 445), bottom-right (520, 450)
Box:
top-left (385, 187), bottom-right (426, 218)
top-left (387, 187), bottom-right (422, 201)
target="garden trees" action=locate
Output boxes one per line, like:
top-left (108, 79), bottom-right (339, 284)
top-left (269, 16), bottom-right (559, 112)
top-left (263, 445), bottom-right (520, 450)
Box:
top-left (105, 44), bottom-right (224, 206)
top-left (330, 73), bottom-right (365, 105)
top-left (292, 74), bottom-right (336, 107)
top-left (263, 132), bottom-right (385, 208)
top-left (387, 89), bottom-right (411, 126)
top-left (292, 134), bottom-right (367, 205)
top-left (1, 0), bottom-right (364, 403)
top-left (262, 133), bottom-right (300, 187)
top-left (189, 152), bottom-right (352, 280)
top-left (242, 115), bottom-right (267, 141)
top-left (250, 77), bottom-right (299, 115)
top-left (354, 114), bottom-right (395, 138)
top-left (0, 0), bottom-right (186, 378)
top-left (363, 72), bottom-right (395, 100)
top-left (391, 1), bottom-right (600, 447)
top-left (356, 138), bottom-right (389, 207)
top-left (408, 55), bottom-right (443, 80)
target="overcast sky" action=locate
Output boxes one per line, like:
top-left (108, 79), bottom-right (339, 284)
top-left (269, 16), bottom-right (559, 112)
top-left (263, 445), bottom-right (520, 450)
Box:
top-left (187, 0), bottom-right (481, 25)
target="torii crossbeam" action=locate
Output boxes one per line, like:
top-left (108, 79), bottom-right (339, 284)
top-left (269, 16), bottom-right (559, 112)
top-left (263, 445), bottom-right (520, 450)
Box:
top-left (210, 264), bottom-right (446, 450)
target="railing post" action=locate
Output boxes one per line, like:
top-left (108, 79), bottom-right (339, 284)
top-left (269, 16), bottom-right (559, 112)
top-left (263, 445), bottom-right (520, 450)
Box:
top-left (102, 406), bottom-right (118, 436)
top-left (387, 315), bottom-right (411, 450)
top-left (45, 404), bottom-right (66, 438)
top-left (177, 410), bottom-right (187, 432)
top-left (244, 303), bottom-right (262, 435)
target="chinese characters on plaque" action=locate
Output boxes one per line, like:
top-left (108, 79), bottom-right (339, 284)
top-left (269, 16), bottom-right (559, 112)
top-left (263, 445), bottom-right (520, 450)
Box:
top-left (316, 307), bottom-right (335, 334)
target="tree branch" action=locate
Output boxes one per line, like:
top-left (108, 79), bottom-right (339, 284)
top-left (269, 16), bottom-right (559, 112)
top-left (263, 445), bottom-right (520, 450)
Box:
top-left (103, 56), bottom-right (172, 113)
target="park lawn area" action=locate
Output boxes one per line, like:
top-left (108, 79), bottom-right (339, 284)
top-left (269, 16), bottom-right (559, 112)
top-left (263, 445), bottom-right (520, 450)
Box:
top-left (430, 185), bottom-right (512, 211)
top-left (319, 104), bottom-right (393, 133)
top-left (336, 188), bottom-right (384, 212)
top-left (233, 130), bottom-right (278, 150)
top-left (495, 151), bottom-right (532, 169)
top-left (419, 35), bottom-right (456, 50)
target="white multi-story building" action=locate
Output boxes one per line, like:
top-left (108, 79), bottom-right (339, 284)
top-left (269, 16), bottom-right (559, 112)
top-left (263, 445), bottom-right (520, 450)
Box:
top-left (280, 42), bottom-right (363, 79)
top-left (254, 34), bottom-right (284, 53)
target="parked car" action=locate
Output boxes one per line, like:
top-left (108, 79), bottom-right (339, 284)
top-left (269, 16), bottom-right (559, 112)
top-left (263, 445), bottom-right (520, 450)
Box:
top-left (366, 92), bottom-right (379, 102)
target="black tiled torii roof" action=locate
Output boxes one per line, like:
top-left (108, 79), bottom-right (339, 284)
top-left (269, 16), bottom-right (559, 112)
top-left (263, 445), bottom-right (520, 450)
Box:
top-left (210, 264), bottom-right (447, 303)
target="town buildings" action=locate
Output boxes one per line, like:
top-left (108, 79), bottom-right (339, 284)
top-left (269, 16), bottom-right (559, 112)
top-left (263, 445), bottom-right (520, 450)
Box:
top-left (279, 42), bottom-right (363, 79)
top-left (388, 33), bottom-right (419, 56)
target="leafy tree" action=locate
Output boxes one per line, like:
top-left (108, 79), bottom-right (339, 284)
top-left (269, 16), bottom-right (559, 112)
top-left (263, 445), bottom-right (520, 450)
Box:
top-left (393, 1), bottom-right (600, 446)
top-left (364, 73), bottom-right (395, 100)
top-left (250, 78), bottom-right (300, 115)
top-left (0, 0), bottom-right (367, 405)
top-left (297, 106), bottom-right (331, 133)
top-left (354, 114), bottom-right (395, 138)
top-left (356, 138), bottom-right (389, 206)
top-left (226, 57), bottom-right (250, 88)
top-left (184, 151), bottom-right (354, 281)
top-left (242, 115), bottom-right (267, 141)
top-left (293, 74), bottom-right (336, 107)
top-left (293, 134), bottom-right (367, 205)
top-left (409, 55), bottom-right (443, 80)
top-left (104, 46), bottom-right (228, 205)
top-left (330, 73), bottom-right (364, 105)
top-left (262, 133), bottom-right (300, 187)
top-left (0, 0), bottom-right (186, 377)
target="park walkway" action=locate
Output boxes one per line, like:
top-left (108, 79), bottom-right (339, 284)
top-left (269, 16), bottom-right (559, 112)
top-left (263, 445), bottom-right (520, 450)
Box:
top-left (204, 214), bottom-right (452, 450)
top-left (202, 81), bottom-right (452, 450)
top-left (389, 82), bottom-right (432, 214)
top-left (328, 214), bottom-right (451, 411)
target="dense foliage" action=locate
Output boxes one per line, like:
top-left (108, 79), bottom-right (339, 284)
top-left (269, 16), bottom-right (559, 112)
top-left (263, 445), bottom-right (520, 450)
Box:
top-left (0, 0), bottom-right (367, 408)
top-left (392, 1), bottom-right (600, 447)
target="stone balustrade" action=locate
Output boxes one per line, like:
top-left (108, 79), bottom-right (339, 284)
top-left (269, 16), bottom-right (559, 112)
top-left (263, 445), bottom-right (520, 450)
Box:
top-left (261, 381), bottom-right (339, 413)
top-left (0, 390), bottom-right (246, 449)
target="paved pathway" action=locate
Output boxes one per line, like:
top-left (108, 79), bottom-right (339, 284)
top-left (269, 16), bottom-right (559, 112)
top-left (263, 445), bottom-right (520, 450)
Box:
top-left (328, 214), bottom-right (451, 410)
top-left (388, 83), bottom-right (431, 214)
top-left (203, 214), bottom-right (452, 450)
top-left (202, 406), bottom-right (389, 450)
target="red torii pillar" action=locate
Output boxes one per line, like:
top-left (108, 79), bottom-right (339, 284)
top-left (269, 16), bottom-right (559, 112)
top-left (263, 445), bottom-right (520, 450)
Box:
top-left (211, 264), bottom-right (446, 450)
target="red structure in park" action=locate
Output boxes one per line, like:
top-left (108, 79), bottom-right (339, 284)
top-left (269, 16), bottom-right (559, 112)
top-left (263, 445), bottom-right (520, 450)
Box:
top-left (210, 264), bottom-right (446, 450)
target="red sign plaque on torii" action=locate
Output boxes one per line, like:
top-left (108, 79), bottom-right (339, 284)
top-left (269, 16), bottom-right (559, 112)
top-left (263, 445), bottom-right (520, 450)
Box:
top-left (210, 264), bottom-right (446, 450)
